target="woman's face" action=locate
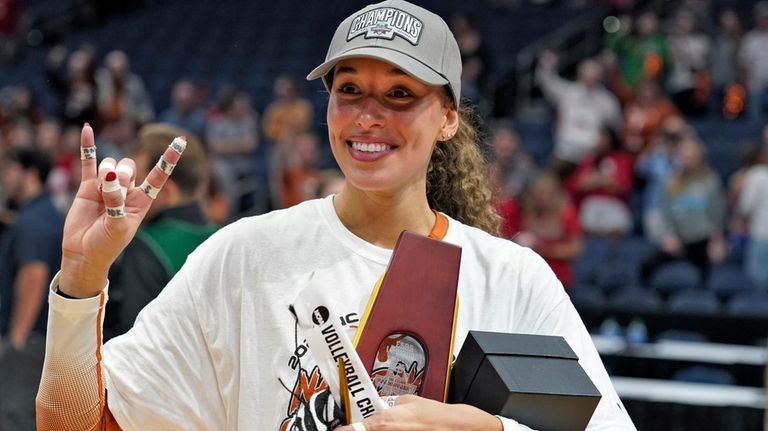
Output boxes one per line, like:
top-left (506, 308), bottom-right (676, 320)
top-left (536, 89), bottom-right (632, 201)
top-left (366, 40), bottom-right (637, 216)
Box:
top-left (326, 58), bottom-right (458, 195)
top-left (677, 139), bottom-right (703, 170)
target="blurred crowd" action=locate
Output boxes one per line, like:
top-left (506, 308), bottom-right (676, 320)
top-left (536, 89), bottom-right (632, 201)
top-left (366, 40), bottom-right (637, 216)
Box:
top-left (489, 2), bottom-right (768, 293)
top-left (1, 0), bottom-right (768, 428)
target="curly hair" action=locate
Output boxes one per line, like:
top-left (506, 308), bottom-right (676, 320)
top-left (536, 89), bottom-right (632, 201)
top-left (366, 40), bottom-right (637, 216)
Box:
top-left (427, 104), bottom-right (500, 235)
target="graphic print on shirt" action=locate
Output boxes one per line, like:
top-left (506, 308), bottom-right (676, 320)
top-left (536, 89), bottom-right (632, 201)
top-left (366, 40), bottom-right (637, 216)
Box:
top-left (370, 333), bottom-right (426, 396)
top-left (279, 312), bottom-right (360, 430)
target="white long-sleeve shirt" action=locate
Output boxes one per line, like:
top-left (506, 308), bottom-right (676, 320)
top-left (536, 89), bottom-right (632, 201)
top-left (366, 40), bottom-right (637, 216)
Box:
top-left (38, 196), bottom-right (635, 430)
top-left (537, 66), bottom-right (622, 163)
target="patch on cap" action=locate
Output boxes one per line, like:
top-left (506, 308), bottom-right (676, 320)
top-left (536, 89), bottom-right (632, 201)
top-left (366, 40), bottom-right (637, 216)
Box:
top-left (347, 7), bottom-right (424, 45)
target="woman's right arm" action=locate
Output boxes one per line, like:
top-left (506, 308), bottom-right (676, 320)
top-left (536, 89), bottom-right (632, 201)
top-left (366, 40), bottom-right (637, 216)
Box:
top-left (35, 124), bottom-right (185, 430)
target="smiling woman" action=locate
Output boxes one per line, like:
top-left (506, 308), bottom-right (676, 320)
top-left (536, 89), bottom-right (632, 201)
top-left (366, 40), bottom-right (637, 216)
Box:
top-left (36, 1), bottom-right (635, 430)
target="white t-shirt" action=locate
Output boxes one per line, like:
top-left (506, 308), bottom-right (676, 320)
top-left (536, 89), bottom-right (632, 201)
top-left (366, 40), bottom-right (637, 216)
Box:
top-left (739, 30), bottom-right (768, 92)
top-left (739, 165), bottom-right (768, 241)
top-left (536, 67), bottom-right (622, 163)
top-left (45, 196), bottom-right (635, 430)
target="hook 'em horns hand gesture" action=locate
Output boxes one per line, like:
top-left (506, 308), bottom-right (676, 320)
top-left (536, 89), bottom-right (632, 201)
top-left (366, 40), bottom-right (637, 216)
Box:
top-left (58, 124), bottom-right (185, 298)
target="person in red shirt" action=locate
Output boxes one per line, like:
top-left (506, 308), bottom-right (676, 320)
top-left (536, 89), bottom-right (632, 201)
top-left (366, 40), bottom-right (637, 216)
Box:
top-left (566, 126), bottom-right (635, 237)
top-left (499, 173), bottom-right (583, 288)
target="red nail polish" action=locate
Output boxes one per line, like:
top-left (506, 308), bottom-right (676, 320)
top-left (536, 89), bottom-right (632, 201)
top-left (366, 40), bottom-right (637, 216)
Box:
top-left (105, 171), bottom-right (117, 181)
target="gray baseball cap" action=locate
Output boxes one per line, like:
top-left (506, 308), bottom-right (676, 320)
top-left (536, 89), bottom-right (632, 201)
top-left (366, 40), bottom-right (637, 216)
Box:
top-left (307, 0), bottom-right (461, 107)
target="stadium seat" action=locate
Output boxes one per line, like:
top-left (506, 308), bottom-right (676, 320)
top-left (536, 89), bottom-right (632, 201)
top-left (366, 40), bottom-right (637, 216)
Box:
top-left (654, 329), bottom-right (709, 343)
top-left (609, 286), bottom-right (663, 313)
top-left (726, 291), bottom-right (768, 318)
top-left (667, 289), bottom-right (721, 315)
top-left (672, 366), bottom-right (735, 386)
top-left (707, 265), bottom-right (754, 300)
top-left (568, 285), bottom-right (605, 311)
top-left (573, 237), bottom-right (612, 287)
top-left (649, 261), bottom-right (703, 295)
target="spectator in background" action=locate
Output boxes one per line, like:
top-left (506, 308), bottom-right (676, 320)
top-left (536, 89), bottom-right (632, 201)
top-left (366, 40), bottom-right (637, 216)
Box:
top-left (451, 13), bottom-right (490, 106)
top-left (206, 87), bottom-right (259, 217)
top-left (273, 132), bottom-right (321, 209)
top-left (317, 169), bottom-right (346, 198)
top-left (0, 0), bottom-right (21, 63)
top-left (203, 169), bottom-right (229, 227)
top-left (566, 126), bottom-right (634, 237)
top-left (739, 2), bottom-right (768, 122)
top-left (95, 118), bottom-right (138, 161)
top-left (487, 121), bottom-right (534, 201)
top-left (635, 115), bottom-right (690, 243)
top-left (35, 119), bottom-right (72, 212)
top-left (112, 124), bottom-right (217, 336)
top-left (159, 79), bottom-right (206, 139)
top-left (727, 140), bottom-right (762, 265)
top-left (262, 75), bottom-right (313, 144)
top-left (96, 50), bottom-right (154, 127)
top-left (667, 9), bottom-right (710, 117)
top-left (738, 142), bottom-right (768, 290)
top-left (623, 78), bottom-right (679, 153)
top-left (0, 148), bottom-right (63, 431)
top-left (710, 9), bottom-right (743, 118)
top-left (0, 85), bottom-right (44, 126)
top-left (46, 46), bottom-right (98, 126)
top-left (605, 11), bottom-right (670, 92)
top-left (641, 137), bottom-right (726, 283)
top-left (537, 50), bottom-right (622, 179)
top-left (499, 173), bottom-right (582, 288)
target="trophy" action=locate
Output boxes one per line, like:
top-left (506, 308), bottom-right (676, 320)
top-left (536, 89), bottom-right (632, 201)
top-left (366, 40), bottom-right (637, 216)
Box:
top-left (353, 230), bottom-right (462, 401)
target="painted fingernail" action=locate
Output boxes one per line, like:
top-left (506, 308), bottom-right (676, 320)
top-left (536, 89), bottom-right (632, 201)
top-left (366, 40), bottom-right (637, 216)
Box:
top-left (103, 171), bottom-right (121, 193)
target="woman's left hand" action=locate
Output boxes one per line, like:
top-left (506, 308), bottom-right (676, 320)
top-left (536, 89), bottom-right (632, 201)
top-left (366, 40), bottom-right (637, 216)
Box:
top-left (336, 395), bottom-right (503, 431)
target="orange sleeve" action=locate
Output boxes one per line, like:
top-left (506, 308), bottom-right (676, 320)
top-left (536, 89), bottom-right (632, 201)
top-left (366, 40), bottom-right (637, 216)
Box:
top-left (35, 285), bottom-right (122, 431)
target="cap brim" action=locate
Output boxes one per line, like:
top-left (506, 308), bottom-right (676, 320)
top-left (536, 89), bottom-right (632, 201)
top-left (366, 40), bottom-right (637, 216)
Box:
top-left (306, 46), bottom-right (449, 88)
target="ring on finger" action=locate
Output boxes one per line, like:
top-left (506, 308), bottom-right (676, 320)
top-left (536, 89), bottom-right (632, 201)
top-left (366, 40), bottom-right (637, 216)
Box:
top-left (139, 179), bottom-right (161, 200)
top-left (81, 146), bottom-right (97, 160)
top-left (156, 157), bottom-right (176, 175)
top-left (384, 395), bottom-right (398, 408)
top-left (169, 136), bottom-right (187, 154)
top-left (106, 205), bottom-right (126, 218)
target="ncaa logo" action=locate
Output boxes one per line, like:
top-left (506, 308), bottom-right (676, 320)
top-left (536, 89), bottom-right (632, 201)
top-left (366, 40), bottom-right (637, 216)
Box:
top-left (347, 7), bottom-right (424, 45)
top-left (312, 306), bottom-right (330, 325)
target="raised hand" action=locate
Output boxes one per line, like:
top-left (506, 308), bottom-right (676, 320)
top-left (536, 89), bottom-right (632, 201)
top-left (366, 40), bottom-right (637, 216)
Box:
top-left (58, 124), bottom-right (185, 298)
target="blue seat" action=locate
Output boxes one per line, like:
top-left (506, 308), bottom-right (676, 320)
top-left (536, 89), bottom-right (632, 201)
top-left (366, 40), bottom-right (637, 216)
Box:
top-left (655, 329), bottom-right (709, 343)
top-left (673, 366), bottom-right (735, 385)
top-left (726, 291), bottom-right (768, 318)
top-left (573, 238), bottom-right (612, 287)
top-left (594, 264), bottom-right (639, 294)
top-left (610, 287), bottom-right (662, 313)
top-left (568, 285), bottom-right (605, 311)
top-left (649, 261), bottom-right (702, 295)
top-left (667, 289), bottom-right (721, 315)
top-left (707, 265), bottom-right (754, 300)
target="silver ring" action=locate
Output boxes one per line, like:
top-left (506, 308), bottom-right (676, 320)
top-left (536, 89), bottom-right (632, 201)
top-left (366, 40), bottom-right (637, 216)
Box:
top-left (156, 158), bottom-right (176, 175)
top-left (106, 205), bottom-right (125, 218)
top-left (169, 136), bottom-right (187, 155)
top-left (80, 146), bottom-right (97, 160)
top-left (385, 395), bottom-right (398, 407)
top-left (139, 179), bottom-right (161, 200)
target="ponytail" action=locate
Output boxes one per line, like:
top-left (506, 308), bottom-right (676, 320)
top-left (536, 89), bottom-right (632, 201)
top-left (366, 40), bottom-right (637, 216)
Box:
top-left (427, 104), bottom-right (500, 235)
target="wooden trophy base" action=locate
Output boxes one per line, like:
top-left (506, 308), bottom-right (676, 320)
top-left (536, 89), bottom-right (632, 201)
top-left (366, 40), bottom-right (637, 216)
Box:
top-left (353, 230), bottom-right (462, 401)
